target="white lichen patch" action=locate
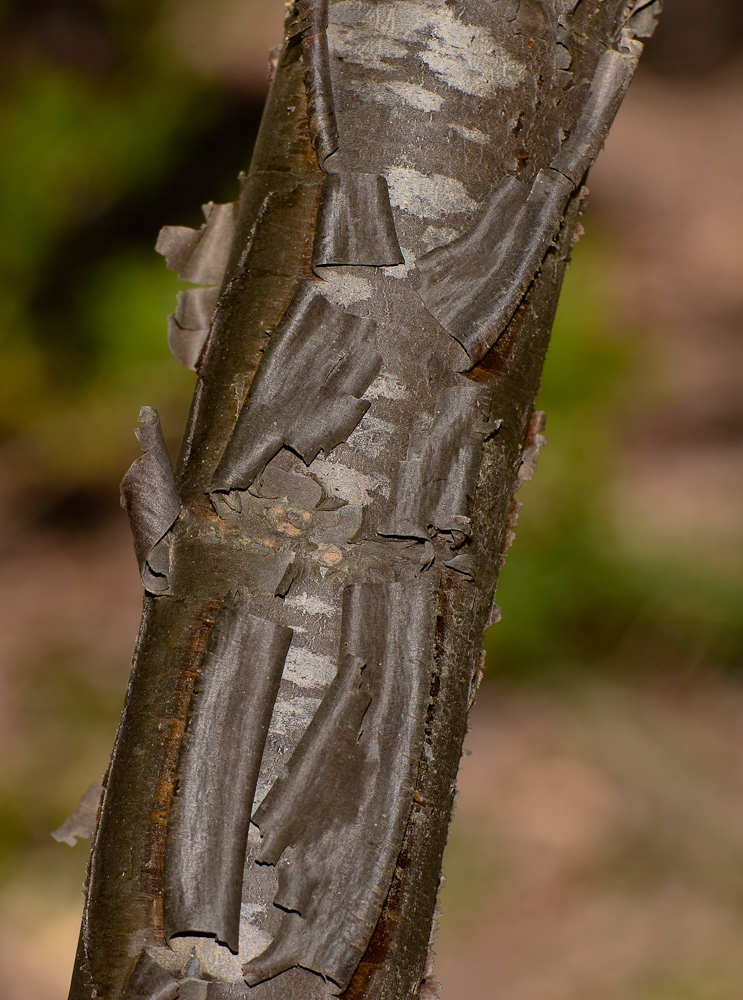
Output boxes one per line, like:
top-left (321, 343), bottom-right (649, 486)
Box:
top-left (309, 456), bottom-right (390, 505)
top-left (283, 646), bottom-right (337, 688)
top-left (320, 270), bottom-right (373, 306)
top-left (284, 592), bottom-right (337, 618)
top-left (328, 22), bottom-right (408, 71)
top-left (364, 372), bottom-right (408, 400)
top-left (346, 414), bottom-right (395, 459)
top-left (421, 14), bottom-right (527, 97)
top-left (351, 79), bottom-right (443, 112)
top-left (331, 2), bottom-right (527, 97)
top-left (385, 165), bottom-right (477, 219)
top-left (450, 123), bottom-right (489, 144)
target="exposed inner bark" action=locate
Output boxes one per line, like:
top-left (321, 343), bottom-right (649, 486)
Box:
top-left (67, 2), bottom-right (660, 999)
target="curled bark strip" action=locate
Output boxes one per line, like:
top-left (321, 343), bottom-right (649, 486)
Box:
top-left (378, 383), bottom-right (495, 547)
top-left (245, 579), bottom-right (436, 990)
top-left (312, 173), bottom-right (403, 268)
top-left (120, 407), bottom-right (181, 594)
top-left (121, 951), bottom-right (179, 1000)
top-left (174, 287), bottom-right (220, 332)
top-left (163, 600), bottom-right (292, 954)
top-left (157, 204), bottom-right (237, 370)
top-left (443, 552), bottom-right (476, 580)
top-left (212, 281), bottom-right (381, 491)
top-left (415, 37), bottom-right (641, 370)
top-left (295, 0), bottom-right (338, 166)
top-left (551, 46), bottom-right (640, 184)
top-left (415, 168), bottom-right (573, 369)
top-left (52, 781), bottom-right (103, 847)
top-left (156, 202), bottom-right (239, 287)
top-left (166, 317), bottom-right (210, 373)
top-left (518, 409), bottom-right (547, 483)
top-left (166, 287), bottom-right (220, 371)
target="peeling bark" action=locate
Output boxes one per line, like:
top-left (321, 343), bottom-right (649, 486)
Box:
top-left (67, 2), bottom-right (660, 999)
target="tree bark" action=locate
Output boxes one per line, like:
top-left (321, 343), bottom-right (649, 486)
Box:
top-left (68, 2), bottom-right (660, 998)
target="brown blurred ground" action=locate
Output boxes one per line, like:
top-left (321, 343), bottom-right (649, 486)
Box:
top-left (0, 3), bottom-right (742, 998)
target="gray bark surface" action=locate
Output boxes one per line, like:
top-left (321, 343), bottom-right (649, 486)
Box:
top-left (67, 2), bottom-right (660, 998)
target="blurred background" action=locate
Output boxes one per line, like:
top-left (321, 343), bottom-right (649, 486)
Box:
top-left (0, 1), bottom-right (742, 997)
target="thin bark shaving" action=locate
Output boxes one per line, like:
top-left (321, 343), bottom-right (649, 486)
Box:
top-left (313, 173), bottom-right (403, 268)
top-left (414, 18), bottom-right (643, 368)
top-left (156, 202), bottom-right (239, 286)
top-left (415, 169), bottom-right (574, 367)
top-left (120, 406), bottom-right (181, 594)
top-left (52, 782), bottom-right (104, 847)
top-left (295, 0), bottom-right (338, 166)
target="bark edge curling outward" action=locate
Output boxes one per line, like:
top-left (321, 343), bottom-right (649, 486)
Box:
top-left (119, 406), bottom-right (180, 595)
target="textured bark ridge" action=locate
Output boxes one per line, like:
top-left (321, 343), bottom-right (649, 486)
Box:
top-left (68, 3), bottom-right (660, 999)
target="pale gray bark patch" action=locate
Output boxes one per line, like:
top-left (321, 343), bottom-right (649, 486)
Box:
top-left (350, 79), bottom-right (444, 112)
top-left (163, 600), bottom-right (292, 955)
top-left (205, 985), bottom-right (251, 999)
top-left (212, 282), bottom-right (381, 491)
top-left (384, 165), bottom-right (478, 220)
top-left (308, 455), bottom-right (390, 506)
top-left (52, 781), bottom-right (104, 847)
top-left (283, 647), bottom-right (337, 689)
top-left (120, 406), bottom-right (181, 594)
top-left (245, 579), bottom-right (436, 990)
top-left (447, 123), bottom-right (488, 145)
top-left (330, 1), bottom-right (527, 96)
top-left (318, 269), bottom-right (373, 307)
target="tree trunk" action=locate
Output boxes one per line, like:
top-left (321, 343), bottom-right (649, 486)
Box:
top-left (67, 2), bottom-right (660, 998)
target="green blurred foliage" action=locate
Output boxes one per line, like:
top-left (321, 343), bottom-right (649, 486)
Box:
top-left (0, 0), bottom-right (252, 479)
